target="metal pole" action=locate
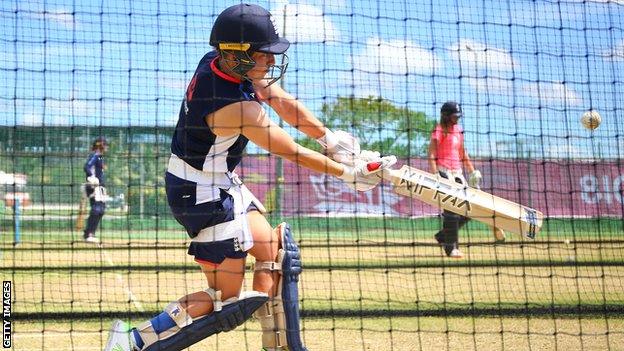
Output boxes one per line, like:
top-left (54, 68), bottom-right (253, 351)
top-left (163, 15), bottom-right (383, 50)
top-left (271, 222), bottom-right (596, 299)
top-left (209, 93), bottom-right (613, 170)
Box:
top-left (466, 45), bottom-right (482, 159)
top-left (527, 148), bottom-right (532, 208)
top-left (139, 143), bottom-right (145, 219)
top-left (465, 48), bottom-right (478, 120)
top-left (471, 47), bottom-right (480, 143)
top-left (274, 4), bottom-right (288, 220)
top-left (13, 197), bottom-right (20, 245)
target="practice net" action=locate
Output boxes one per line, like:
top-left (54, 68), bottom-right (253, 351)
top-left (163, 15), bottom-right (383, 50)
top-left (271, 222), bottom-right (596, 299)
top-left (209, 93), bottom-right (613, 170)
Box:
top-left (1, 0), bottom-right (623, 350)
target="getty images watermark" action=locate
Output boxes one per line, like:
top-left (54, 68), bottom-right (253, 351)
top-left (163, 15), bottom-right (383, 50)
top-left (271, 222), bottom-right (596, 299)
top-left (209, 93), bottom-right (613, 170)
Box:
top-left (2, 281), bottom-right (11, 348)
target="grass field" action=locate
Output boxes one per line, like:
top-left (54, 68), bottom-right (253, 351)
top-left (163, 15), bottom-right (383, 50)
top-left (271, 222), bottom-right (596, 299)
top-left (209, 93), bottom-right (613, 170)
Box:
top-left (11, 316), bottom-right (624, 351)
top-left (2, 216), bottom-right (623, 350)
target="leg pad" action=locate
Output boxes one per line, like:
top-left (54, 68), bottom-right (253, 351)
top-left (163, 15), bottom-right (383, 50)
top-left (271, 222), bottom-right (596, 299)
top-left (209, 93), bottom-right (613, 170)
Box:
top-left (143, 291), bottom-right (268, 351)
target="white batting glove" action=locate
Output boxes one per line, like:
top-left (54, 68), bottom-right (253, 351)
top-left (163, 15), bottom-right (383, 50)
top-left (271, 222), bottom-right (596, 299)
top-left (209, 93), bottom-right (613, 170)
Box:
top-left (338, 155), bottom-right (397, 192)
top-left (358, 149), bottom-right (381, 162)
top-left (468, 170), bottom-right (482, 188)
top-left (317, 129), bottom-right (361, 166)
top-left (87, 176), bottom-right (100, 185)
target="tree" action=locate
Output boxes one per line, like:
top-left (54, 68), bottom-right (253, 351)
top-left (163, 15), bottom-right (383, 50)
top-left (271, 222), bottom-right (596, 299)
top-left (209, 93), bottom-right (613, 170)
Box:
top-left (300, 96), bottom-right (435, 157)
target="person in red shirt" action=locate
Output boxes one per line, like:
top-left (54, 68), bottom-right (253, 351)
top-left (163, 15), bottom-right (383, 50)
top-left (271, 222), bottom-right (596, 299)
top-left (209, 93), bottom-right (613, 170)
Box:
top-left (428, 101), bottom-right (505, 258)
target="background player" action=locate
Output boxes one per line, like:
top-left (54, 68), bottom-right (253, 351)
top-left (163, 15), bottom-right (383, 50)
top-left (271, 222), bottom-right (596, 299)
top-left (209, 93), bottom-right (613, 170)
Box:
top-left (81, 137), bottom-right (108, 243)
top-left (104, 4), bottom-right (394, 351)
top-left (428, 101), bottom-right (505, 258)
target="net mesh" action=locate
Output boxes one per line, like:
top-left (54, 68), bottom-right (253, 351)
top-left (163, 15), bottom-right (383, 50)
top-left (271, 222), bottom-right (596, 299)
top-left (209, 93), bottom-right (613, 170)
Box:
top-left (1, 1), bottom-right (623, 350)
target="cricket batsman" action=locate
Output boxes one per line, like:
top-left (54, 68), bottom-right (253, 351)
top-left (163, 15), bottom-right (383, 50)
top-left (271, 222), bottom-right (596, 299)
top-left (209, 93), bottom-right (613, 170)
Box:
top-left (81, 136), bottom-right (108, 243)
top-left (103, 3), bottom-right (395, 351)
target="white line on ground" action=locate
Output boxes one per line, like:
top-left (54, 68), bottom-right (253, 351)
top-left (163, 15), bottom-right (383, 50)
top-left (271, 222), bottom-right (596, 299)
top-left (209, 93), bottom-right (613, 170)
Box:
top-left (101, 247), bottom-right (144, 312)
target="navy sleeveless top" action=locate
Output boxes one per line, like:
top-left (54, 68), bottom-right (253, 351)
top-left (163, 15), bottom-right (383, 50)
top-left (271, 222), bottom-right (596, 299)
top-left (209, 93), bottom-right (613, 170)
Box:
top-left (84, 152), bottom-right (105, 185)
top-left (171, 50), bottom-right (258, 173)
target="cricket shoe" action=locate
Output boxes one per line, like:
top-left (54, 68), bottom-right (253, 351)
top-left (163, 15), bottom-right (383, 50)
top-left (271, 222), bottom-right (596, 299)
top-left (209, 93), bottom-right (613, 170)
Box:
top-left (104, 320), bottom-right (136, 351)
top-left (448, 248), bottom-right (464, 259)
top-left (84, 236), bottom-right (100, 244)
top-left (443, 243), bottom-right (459, 257)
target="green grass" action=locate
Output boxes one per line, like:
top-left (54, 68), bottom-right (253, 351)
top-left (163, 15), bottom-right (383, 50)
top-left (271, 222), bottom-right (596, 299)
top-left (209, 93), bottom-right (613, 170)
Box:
top-left (3, 232), bottom-right (623, 316)
top-left (2, 216), bottom-right (623, 243)
top-left (2, 217), bottom-right (623, 351)
top-left (10, 316), bottom-right (624, 351)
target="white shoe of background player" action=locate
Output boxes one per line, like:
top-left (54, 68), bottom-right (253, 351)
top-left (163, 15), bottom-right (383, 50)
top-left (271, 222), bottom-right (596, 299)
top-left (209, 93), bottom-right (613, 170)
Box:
top-left (84, 236), bottom-right (100, 244)
top-left (448, 248), bottom-right (464, 259)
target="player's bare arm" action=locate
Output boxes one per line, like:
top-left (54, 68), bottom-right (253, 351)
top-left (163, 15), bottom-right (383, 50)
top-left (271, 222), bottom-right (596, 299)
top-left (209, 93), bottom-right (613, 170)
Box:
top-left (207, 101), bottom-right (344, 177)
top-left (428, 141), bottom-right (438, 174)
top-left (253, 82), bottom-right (325, 139)
top-left (459, 143), bottom-right (475, 174)
top-left (252, 83), bottom-right (378, 169)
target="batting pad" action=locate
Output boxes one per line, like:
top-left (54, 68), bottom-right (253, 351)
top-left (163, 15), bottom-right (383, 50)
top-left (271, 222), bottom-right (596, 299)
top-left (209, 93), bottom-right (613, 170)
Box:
top-left (143, 291), bottom-right (268, 351)
top-left (279, 223), bottom-right (307, 351)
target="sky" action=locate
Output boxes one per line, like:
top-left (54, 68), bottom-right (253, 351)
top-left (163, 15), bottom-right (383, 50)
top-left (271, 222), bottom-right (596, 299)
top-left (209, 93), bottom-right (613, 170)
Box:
top-left (0, 0), bottom-right (623, 159)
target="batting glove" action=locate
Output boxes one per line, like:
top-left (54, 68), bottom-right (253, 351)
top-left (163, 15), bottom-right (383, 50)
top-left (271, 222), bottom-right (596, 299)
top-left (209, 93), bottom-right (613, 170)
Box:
top-left (358, 149), bottom-right (381, 162)
top-left (317, 129), bottom-right (361, 166)
top-left (87, 176), bottom-right (100, 185)
top-left (338, 155), bottom-right (397, 192)
top-left (468, 170), bottom-right (482, 188)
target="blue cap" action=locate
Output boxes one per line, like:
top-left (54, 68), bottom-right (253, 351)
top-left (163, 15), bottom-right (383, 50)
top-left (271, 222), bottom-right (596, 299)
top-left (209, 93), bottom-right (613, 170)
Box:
top-left (209, 4), bottom-right (290, 54)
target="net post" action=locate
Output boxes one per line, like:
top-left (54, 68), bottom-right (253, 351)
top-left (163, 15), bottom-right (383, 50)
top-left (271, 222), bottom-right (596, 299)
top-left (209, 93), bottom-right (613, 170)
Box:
top-left (13, 197), bottom-right (21, 245)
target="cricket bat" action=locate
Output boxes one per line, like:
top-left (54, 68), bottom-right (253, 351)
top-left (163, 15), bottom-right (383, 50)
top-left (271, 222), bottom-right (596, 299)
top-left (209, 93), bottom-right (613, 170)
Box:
top-left (75, 184), bottom-right (87, 231)
top-left (382, 165), bottom-right (543, 239)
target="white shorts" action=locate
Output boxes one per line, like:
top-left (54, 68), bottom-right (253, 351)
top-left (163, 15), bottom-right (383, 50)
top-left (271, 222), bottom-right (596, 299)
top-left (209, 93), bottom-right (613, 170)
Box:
top-left (165, 154), bottom-right (265, 252)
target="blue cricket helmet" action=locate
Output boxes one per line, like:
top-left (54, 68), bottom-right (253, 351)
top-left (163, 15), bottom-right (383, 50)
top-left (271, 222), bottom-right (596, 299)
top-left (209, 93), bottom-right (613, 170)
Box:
top-left (209, 3), bottom-right (290, 54)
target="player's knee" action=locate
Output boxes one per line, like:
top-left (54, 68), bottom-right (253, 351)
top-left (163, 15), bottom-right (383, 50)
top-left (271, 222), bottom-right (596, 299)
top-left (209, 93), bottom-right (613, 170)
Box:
top-left (252, 271), bottom-right (275, 295)
top-left (214, 288), bottom-right (240, 304)
top-left (252, 225), bottom-right (287, 295)
top-left (254, 224), bottom-right (302, 275)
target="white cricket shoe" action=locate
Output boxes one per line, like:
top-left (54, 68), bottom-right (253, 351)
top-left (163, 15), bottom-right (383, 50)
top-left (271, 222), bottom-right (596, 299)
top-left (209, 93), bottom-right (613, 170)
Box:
top-left (84, 236), bottom-right (100, 243)
top-left (448, 248), bottom-right (464, 259)
top-left (104, 320), bottom-right (135, 351)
